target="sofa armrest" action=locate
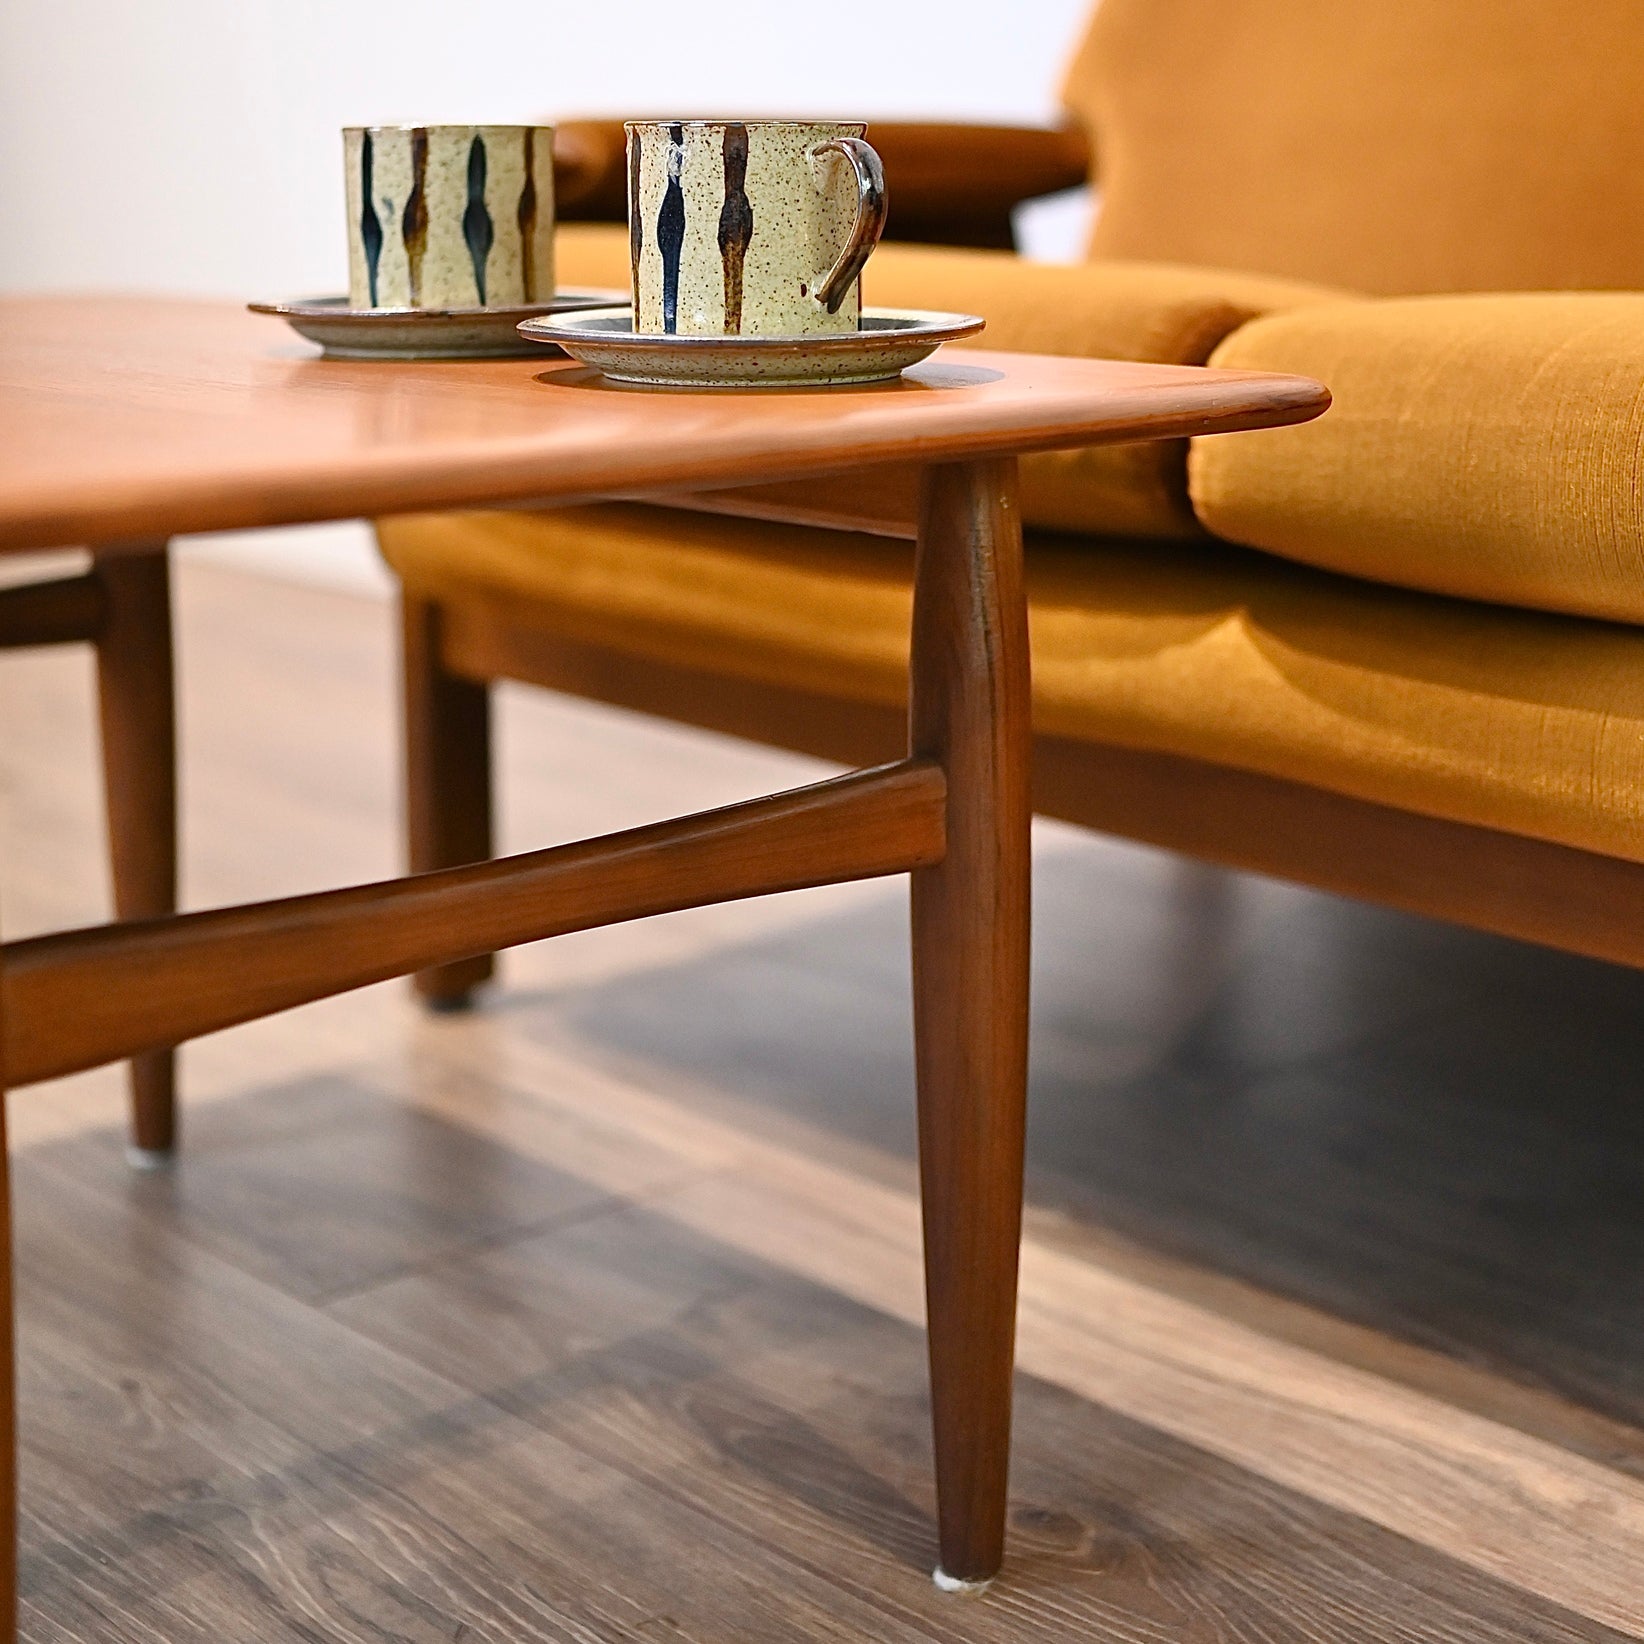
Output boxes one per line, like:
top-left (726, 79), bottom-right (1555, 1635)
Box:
top-left (552, 118), bottom-right (1091, 250)
top-left (856, 120), bottom-right (1092, 248)
top-left (1190, 293), bottom-right (1644, 625)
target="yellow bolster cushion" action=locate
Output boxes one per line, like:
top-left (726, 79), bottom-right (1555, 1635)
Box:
top-left (557, 223), bottom-right (1345, 541)
top-left (1191, 293), bottom-right (1644, 626)
top-left (378, 503), bottom-right (1644, 864)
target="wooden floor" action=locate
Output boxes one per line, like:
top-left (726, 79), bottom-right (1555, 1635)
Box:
top-left (3, 554), bottom-right (1644, 1640)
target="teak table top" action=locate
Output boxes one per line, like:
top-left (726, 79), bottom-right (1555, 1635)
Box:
top-left (0, 296), bottom-right (1329, 551)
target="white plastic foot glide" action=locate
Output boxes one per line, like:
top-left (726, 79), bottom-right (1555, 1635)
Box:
top-left (125, 1145), bottom-right (176, 1172)
top-left (932, 1567), bottom-right (993, 1595)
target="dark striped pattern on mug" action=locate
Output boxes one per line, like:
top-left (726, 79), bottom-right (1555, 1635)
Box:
top-left (635, 123), bottom-right (756, 336)
top-left (358, 130), bottom-right (384, 307)
top-left (349, 125), bottom-right (553, 310)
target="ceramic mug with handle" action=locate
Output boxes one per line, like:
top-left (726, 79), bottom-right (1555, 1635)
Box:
top-left (625, 120), bottom-right (887, 337)
top-left (343, 124), bottom-right (555, 310)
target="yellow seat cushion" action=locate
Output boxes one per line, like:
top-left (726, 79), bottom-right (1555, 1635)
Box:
top-left (557, 223), bottom-right (1343, 540)
top-left (1191, 293), bottom-right (1644, 627)
top-left (378, 503), bottom-right (1644, 864)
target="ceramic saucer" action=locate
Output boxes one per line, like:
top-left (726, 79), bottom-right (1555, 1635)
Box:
top-left (249, 290), bottom-right (624, 359)
top-left (516, 307), bottom-right (986, 387)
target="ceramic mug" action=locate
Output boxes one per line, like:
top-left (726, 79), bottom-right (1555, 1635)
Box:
top-left (625, 120), bottom-right (887, 337)
top-left (343, 124), bottom-right (555, 310)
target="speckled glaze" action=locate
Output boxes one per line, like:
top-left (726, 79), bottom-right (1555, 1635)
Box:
top-left (627, 120), bottom-right (886, 337)
top-left (344, 125), bottom-right (554, 310)
top-left (517, 306), bottom-right (985, 386)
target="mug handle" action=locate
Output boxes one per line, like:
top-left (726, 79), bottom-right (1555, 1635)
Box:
top-left (808, 137), bottom-right (888, 314)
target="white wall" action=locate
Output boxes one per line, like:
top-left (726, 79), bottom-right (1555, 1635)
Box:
top-left (0, 0), bottom-right (1094, 588)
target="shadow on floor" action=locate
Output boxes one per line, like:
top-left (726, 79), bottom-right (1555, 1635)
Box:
top-left (520, 829), bottom-right (1644, 1427)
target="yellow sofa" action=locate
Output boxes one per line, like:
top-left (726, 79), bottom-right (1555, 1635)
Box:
top-left (377, 0), bottom-right (1644, 1004)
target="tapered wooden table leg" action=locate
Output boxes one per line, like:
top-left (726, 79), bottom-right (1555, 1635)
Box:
top-left (93, 546), bottom-right (178, 1165)
top-left (909, 456), bottom-right (1031, 1589)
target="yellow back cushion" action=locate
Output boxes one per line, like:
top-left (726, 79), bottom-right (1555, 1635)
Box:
top-left (1065, 0), bottom-right (1644, 295)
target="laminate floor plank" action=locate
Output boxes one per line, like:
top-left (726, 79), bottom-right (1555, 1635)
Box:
top-left (30, 1075), bottom-right (617, 1304)
top-left (22, 1100), bottom-right (1624, 1644)
top-left (27, 1388), bottom-right (960, 1644)
top-left (14, 1139), bottom-right (950, 1643)
top-left (329, 1175), bottom-right (1627, 1644)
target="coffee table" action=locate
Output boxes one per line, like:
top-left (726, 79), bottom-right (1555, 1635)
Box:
top-left (0, 295), bottom-right (1327, 1620)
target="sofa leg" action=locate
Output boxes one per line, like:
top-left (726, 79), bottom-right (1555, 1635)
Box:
top-left (908, 458), bottom-right (1031, 1589)
top-left (402, 591), bottom-right (494, 1009)
top-left (93, 547), bottom-right (179, 1166)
